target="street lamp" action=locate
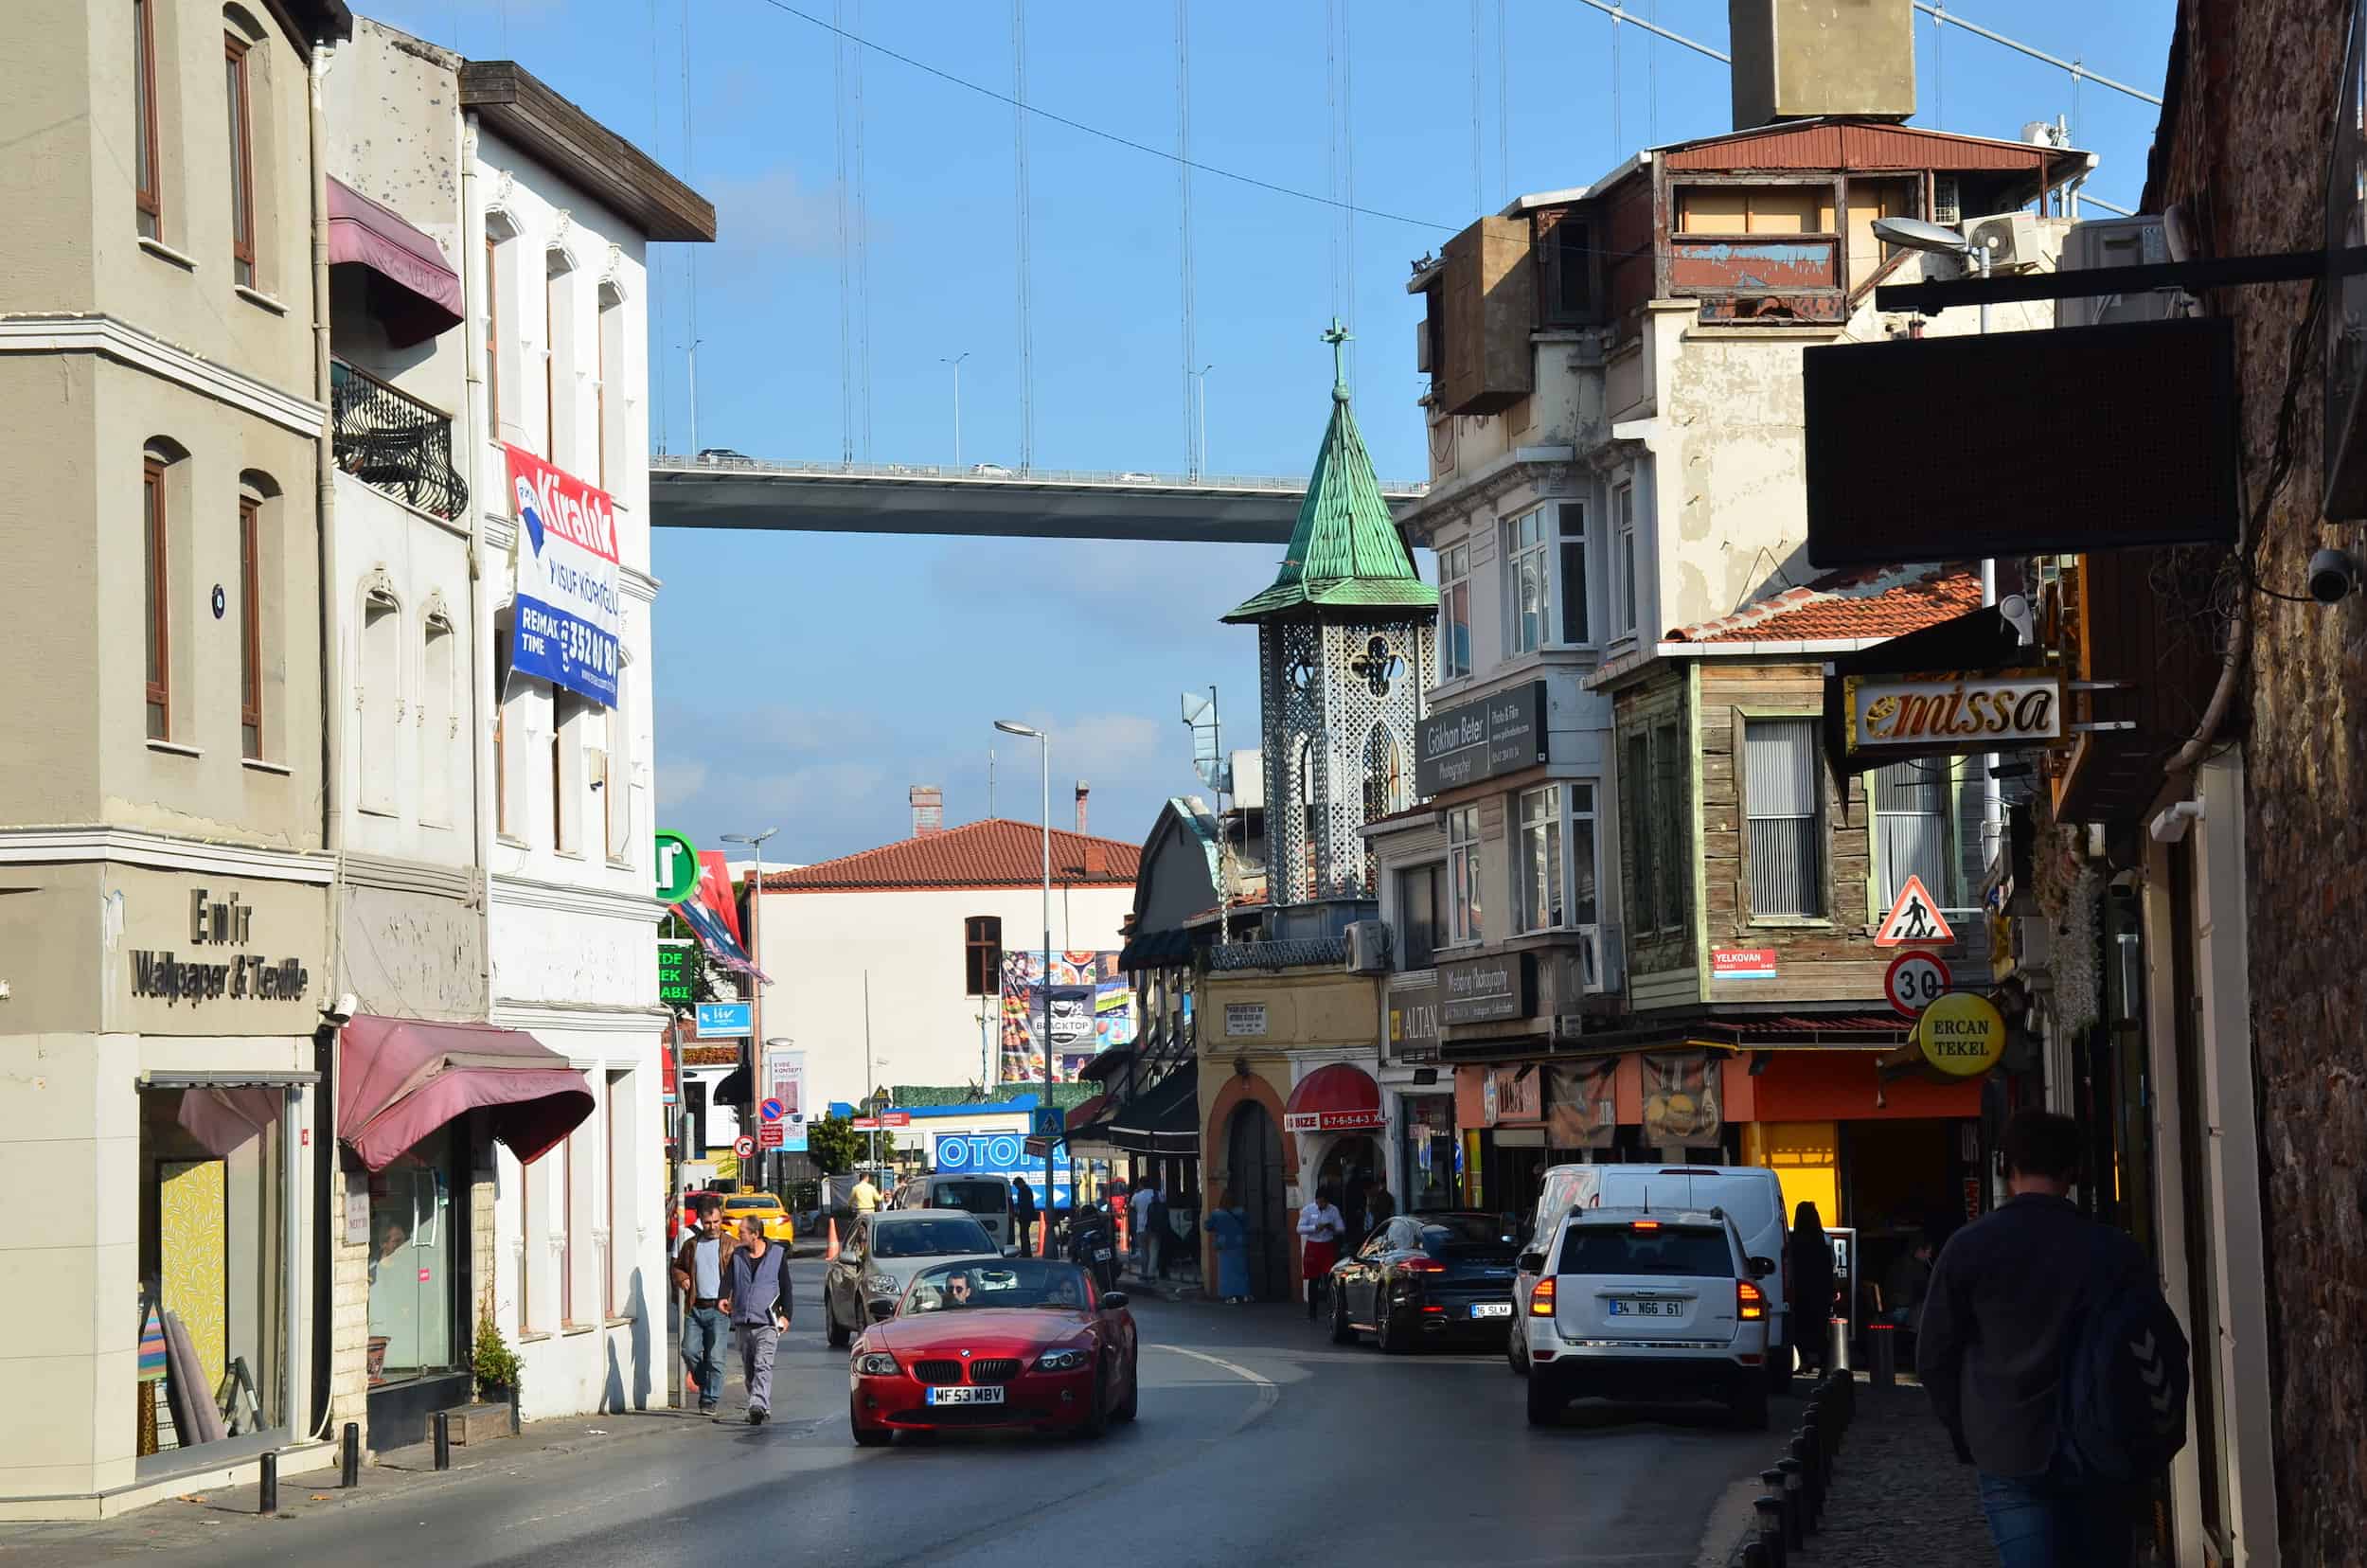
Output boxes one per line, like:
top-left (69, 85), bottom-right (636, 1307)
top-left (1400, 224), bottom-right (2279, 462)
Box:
top-left (942, 352), bottom-right (970, 467)
top-left (721, 829), bottom-right (777, 1188)
top-left (993, 718), bottom-right (1055, 1248)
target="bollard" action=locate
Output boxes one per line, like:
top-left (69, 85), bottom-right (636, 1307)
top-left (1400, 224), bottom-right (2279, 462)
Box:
top-left (1790, 1432), bottom-right (1823, 1523)
top-left (508, 1380), bottom-right (522, 1436)
top-left (341, 1421), bottom-right (360, 1488)
top-left (1829, 1316), bottom-right (1853, 1376)
top-left (1777, 1456), bottom-right (1809, 1539)
top-left (1761, 1468), bottom-right (1796, 1548)
top-left (258, 1452), bottom-right (277, 1516)
top-left (1740, 1541), bottom-right (1772, 1568)
top-left (432, 1410), bottom-right (452, 1471)
top-left (1753, 1495), bottom-right (1788, 1568)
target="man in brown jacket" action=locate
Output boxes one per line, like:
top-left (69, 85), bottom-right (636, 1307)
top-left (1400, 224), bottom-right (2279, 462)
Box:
top-left (670, 1194), bottom-right (737, 1415)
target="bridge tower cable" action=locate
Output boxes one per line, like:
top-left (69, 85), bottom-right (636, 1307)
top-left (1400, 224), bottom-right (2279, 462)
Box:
top-left (1497, 0), bottom-right (1509, 205)
top-left (1013, 0), bottom-right (1036, 472)
top-left (854, 0), bottom-right (874, 464)
top-left (1324, 0), bottom-right (1340, 323)
top-left (1469, 0), bottom-right (1484, 215)
top-left (832, 0), bottom-right (854, 465)
top-left (1340, 0), bottom-right (1357, 391)
top-left (649, 0), bottom-right (668, 452)
top-left (1176, 0), bottom-right (1199, 478)
top-left (681, 0), bottom-right (700, 453)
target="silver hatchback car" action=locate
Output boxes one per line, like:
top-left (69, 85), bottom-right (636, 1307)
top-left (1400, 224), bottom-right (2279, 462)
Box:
top-left (821, 1209), bottom-right (1004, 1347)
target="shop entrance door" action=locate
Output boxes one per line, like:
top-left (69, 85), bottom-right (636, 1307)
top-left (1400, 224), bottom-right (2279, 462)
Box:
top-left (1226, 1101), bottom-right (1288, 1301)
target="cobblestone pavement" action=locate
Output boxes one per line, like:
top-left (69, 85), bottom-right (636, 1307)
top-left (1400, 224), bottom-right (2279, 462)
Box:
top-left (1789, 1381), bottom-right (1995, 1567)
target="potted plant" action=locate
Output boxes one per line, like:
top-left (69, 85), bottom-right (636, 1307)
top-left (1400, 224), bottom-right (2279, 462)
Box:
top-left (472, 1288), bottom-right (522, 1405)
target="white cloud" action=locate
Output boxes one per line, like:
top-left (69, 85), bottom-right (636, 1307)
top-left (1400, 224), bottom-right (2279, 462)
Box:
top-left (654, 759), bottom-right (708, 805)
top-left (703, 167), bottom-right (842, 265)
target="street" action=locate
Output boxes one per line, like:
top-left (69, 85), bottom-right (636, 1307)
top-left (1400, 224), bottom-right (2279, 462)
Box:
top-left (20, 1257), bottom-right (1781, 1568)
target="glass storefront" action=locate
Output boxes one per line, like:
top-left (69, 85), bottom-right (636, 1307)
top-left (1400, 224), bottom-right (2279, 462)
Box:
top-left (366, 1125), bottom-right (461, 1387)
top-left (1401, 1096), bottom-right (1460, 1211)
top-left (137, 1085), bottom-right (291, 1456)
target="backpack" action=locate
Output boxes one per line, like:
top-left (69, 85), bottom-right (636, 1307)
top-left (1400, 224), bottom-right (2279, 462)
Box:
top-left (2056, 1238), bottom-right (2191, 1483)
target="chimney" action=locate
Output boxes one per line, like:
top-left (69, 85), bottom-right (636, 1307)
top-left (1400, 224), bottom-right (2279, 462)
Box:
top-left (909, 784), bottom-right (944, 838)
top-left (1727, 0), bottom-right (1916, 131)
top-left (1074, 779), bottom-right (1090, 834)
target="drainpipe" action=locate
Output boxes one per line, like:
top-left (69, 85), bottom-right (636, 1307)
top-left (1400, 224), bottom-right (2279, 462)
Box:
top-left (306, 30), bottom-right (341, 1444)
top-left (459, 110), bottom-right (495, 1007)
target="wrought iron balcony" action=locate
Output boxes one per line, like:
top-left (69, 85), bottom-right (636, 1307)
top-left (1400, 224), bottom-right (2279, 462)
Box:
top-left (329, 358), bottom-right (467, 521)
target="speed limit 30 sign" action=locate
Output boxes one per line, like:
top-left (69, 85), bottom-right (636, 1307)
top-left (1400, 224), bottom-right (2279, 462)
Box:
top-left (1885, 951), bottom-right (1951, 1019)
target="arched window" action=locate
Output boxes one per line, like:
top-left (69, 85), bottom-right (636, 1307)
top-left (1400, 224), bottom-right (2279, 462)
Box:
top-left (142, 438), bottom-right (190, 741)
top-left (1361, 722), bottom-right (1403, 825)
top-left (491, 603), bottom-right (517, 836)
top-left (359, 584), bottom-right (400, 814)
top-left (238, 470), bottom-right (279, 761)
top-left (484, 210), bottom-right (519, 437)
top-left (419, 611), bottom-right (455, 826)
top-left (544, 248), bottom-right (577, 465)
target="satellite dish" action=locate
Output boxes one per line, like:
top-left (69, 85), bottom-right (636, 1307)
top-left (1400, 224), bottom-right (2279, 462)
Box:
top-left (1873, 215), bottom-right (1969, 254)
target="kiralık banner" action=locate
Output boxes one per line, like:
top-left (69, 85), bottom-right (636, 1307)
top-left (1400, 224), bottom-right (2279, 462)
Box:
top-left (506, 442), bottom-right (621, 707)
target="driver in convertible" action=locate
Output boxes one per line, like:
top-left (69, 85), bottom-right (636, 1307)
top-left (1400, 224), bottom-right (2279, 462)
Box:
top-left (943, 1271), bottom-right (977, 1309)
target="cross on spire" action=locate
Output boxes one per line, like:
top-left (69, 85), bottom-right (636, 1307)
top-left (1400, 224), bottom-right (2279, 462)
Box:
top-left (1322, 316), bottom-right (1352, 402)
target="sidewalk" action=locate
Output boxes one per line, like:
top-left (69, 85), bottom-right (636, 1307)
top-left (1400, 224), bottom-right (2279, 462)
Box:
top-left (1787, 1380), bottom-right (1995, 1567)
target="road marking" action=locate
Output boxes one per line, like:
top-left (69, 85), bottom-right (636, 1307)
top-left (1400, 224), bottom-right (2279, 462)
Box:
top-left (1147, 1343), bottom-right (1279, 1436)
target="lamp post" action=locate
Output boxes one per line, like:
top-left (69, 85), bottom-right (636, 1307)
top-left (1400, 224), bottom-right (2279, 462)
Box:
top-left (942, 352), bottom-right (970, 467)
top-left (721, 829), bottom-right (776, 1188)
top-left (994, 718), bottom-right (1055, 1245)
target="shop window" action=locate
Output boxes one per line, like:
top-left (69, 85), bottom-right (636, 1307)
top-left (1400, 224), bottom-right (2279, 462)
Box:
top-left (1874, 760), bottom-right (1951, 910)
top-left (365, 1125), bottom-right (459, 1388)
top-left (1402, 1101), bottom-right (1460, 1210)
top-left (964, 916), bottom-right (1003, 996)
top-left (1397, 863), bottom-right (1444, 970)
top-left (1447, 805), bottom-right (1484, 946)
top-left (605, 1069), bottom-right (632, 1319)
top-left (140, 1085), bottom-right (291, 1456)
top-left (1745, 718), bottom-right (1824, 918)
top-left (1438, 541), bottom-right (1472, 680)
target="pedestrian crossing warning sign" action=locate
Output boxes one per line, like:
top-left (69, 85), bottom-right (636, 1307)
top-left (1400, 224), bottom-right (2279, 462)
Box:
top-left (1874, 875), bottom-right (1954, 947)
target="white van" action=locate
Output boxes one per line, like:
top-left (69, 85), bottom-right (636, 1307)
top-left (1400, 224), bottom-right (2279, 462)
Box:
top-left (1507, 1165), bottom-right (1795, 1391)
top-left (890, 1173), bottom-right (1017, 1252)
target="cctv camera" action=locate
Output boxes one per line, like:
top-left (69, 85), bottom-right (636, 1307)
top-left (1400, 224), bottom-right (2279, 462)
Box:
top-left (321, 992), bottom-right (359, 1025)
top-left (2307, 547), bottom-right (2361, 605)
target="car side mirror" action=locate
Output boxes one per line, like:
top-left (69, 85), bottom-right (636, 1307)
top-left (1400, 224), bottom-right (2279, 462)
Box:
top-left (1100, 1292), bottom-right (1130, 1310)
top-left (1519, 1252), bottom-right (1547, 1274)
top-left (867, 1299), bottom-right (896, 1322)
top-left (1748, 1256), bottom-right (1776, 1278)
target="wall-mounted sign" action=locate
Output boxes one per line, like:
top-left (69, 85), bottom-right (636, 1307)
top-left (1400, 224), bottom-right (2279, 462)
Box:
top-left (1388, 981), bottom-right (1440, 1062)
top-left (1438, 953), bottom-right (1534, 1027)
top-left (1223, 1002), bottom-right (1268, 1038)
top-left (1415, 679), bottom-right (1548, 796)
top-left (505, 442), bottom-right (621, 707)
top-left (1885, 951), bottom-right (1951, 1019)
top-left (1874, 876), bottom-right (1956, 948)
top-left (128, 887), bottom-right (313, 1007)
top-left (1844, 671), bottom-right (2063, 754)
top-left (658, 939), bottom-right (696, 1007)
top-left (1711, 948), bottom-right (1778, 982)
top-left (695, 1001), bottom-right (752, 1039)
top-left (654, 830), bottom-right (701, 902)
top-left (1913, 992), bottom-right (2006, 1078)
top-left (1485, 1065), bottom-right (1541, 1125)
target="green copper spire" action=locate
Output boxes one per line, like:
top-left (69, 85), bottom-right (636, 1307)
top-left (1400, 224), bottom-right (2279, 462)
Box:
top-left (1222, 319), bottom-right (1438, 624)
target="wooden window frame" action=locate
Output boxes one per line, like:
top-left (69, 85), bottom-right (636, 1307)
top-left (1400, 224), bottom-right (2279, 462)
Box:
top-left (144, 455), bottom-right (169, 739)
top-left (135, 0), bottom-right (162, 237)
top-left (239, 493), bottom-right (261, 757)
top-left (964, 916), bottom-right (1004, 997)
top-left (484, 234), bottom-right (502, 432)
top-left (224, 33), bottom-right (256, 287)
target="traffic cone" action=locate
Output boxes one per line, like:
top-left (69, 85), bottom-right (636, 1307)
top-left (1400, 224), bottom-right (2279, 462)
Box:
top-left (825, 1217), bottom-right (841, 1261)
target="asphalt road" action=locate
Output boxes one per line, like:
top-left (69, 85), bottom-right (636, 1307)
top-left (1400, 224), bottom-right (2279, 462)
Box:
top-left (15, 1257), bottom-right (1789, 1568)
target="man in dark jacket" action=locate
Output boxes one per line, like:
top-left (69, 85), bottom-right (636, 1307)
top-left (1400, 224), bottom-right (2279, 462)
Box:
top-left (1917, 1109), bottom-right (2152, 1567)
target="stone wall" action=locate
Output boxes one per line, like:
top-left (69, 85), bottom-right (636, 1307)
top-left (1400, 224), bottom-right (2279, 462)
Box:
top-left (2146, 1), bottom-right (2367, 1557)
top-left (328, 1159), bottom-right (371, 1442)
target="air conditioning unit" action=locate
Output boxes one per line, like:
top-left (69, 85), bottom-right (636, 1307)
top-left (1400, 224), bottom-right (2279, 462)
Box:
top-left (1962, 211), bottom-right (2044, 273)
top-left (1575, 923), bottom-right (1624, 994)
top-left (2058, 216), bottom-right (2180, 330)
top-left (1344, 920), bottom-right (1392, 974)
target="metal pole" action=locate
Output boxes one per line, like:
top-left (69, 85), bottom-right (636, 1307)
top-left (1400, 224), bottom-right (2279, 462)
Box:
top-left (340, 1421), bottom-right (360, 1487)
top-left (433, 1410), bottom-right (452, 1470)
top-left (258, 1451), bottom-right (277, 1514)
top-left (686, 340), bottom-right (701, 455)
top-left (750, 838), bottom-right (762, 1189)
top-left (1039, 734), bottom-right (1053, 1251)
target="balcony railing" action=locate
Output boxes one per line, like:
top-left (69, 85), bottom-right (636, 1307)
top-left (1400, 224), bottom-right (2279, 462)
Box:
top-left (330, 358), bottom-right (467, 521)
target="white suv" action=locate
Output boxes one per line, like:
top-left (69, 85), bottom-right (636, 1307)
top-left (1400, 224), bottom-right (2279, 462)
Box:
top-left (1521, 1206), bottom-right (1773, 1430)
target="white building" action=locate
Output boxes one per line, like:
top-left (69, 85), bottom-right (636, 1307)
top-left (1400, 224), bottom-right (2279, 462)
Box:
top-left (750, 788), bottom-right (1140, 1117)
top-left (460, 53), bottom-right (712, 1420)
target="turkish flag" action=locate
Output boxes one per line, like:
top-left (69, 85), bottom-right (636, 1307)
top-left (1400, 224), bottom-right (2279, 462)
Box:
top-left (695, 850), bottom-right (744, 947)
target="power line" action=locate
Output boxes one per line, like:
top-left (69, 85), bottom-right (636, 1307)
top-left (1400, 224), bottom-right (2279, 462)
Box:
top-left (751, 0), bottom-right (1459, 233)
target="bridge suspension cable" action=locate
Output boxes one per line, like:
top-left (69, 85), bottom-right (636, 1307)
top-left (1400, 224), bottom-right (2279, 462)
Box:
top-left (1177, 0), bottom-right (1200, 478)
top-left (1013, 0), bottom-right (1035, 472)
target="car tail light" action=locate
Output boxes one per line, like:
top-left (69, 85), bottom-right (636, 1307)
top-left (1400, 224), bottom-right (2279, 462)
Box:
top-left (1396, 1256), bottom-right (1447, 1274)
top-left (1528, 1277), bottom-right (1557, 1316)
top-left (1737, 1279), bottom-right (1768, 1321)
top-left (1630, 1220), bottom-right (1661, 1232)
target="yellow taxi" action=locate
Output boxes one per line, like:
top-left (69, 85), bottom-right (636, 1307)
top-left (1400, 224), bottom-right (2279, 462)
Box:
top-left (721, 1192), bottom-right (796, 1244)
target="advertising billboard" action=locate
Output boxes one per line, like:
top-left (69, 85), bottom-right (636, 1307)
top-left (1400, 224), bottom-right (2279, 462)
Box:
top-left (999, 952), bottom-right (1133, 1084)
top-left (505, 442), bottom-right (622, 707)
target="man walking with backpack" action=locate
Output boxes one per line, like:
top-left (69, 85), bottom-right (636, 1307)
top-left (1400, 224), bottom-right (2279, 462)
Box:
top-left (1918, 1109), bottom-right (2188, 1567)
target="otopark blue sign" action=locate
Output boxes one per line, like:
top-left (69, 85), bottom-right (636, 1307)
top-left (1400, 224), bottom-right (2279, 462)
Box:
top-left (932, 1131), bottom-right (1074, 1208)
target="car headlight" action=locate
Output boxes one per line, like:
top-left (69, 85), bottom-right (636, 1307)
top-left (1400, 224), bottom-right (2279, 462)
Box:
top-left (863, 1274), bottom-right (899, 1295)
top-left (852, 1352), bottom-right (900, 1377)
top-left (1034, 1346), bottom-right (1094, 1373)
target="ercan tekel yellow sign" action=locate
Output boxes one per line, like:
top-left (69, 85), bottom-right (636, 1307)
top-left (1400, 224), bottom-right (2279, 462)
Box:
top-left (1845, 670), bottom-right (2063, 754)
top-left (1913, 992), bottom-right (2007, 1078)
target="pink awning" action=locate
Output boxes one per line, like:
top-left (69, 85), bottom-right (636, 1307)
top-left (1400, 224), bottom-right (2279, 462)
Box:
top-left (327, 176), bottom-right (464, 348)
top-left (339, 1015), bottom-right (593, 1171)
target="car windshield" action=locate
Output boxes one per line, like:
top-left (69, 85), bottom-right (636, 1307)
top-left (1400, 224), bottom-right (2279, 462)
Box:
top-left (900, 1259), bottom-right (1093, 1314)
top-left (1559, 1224), bottom-right (1734, 1278)
top-left (871, 1218), bottom-right (997, 1258)
top-left (930, 1181), bottom-right (1009, 1214)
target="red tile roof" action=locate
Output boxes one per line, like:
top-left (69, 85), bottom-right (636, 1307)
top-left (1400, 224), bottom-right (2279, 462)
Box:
top-left (760, 818), bottom-right (1141, 892)
top-left (1669, 565), bottom-right (1982, 645)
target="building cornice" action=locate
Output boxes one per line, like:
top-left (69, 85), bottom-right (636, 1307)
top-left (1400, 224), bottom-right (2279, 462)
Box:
top-left (0, 827), bottom-right (334, 883)
top-left (490, 871), bottom-right (667, 922)
top-left (339, 851), bottom-right (480, 901)
top-left (0, 315), bottom-right (326, 437)
top-left (1399, 455), bottom-right (1582, 542)
top-left (490, 1000), bottom-right (670, 1036)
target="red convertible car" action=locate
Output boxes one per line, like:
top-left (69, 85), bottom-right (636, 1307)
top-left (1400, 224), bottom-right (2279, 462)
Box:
top-left (848, 1258), bottom-right (1138, 1445)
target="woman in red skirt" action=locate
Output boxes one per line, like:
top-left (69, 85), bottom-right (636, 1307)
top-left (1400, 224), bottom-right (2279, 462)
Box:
top-left (1297, 1182), bottom-right (1348, 1320)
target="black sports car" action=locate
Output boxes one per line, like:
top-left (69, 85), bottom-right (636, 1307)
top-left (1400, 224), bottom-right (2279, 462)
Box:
top-left (1328, 1211), bottom-right (1521, 1353)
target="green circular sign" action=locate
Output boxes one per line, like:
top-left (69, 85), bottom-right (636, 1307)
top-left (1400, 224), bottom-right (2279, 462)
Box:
top-left (653, 829), bottom-right (701, 903)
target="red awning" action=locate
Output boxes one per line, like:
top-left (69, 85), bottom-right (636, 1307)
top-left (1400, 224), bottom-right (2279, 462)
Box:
top-left (339, 1015), bottom-right (594, 1171)
top-left (327, 177), bottom-right (465, 348)
top-left (1284, 1062), bottom-right (1385, 1133)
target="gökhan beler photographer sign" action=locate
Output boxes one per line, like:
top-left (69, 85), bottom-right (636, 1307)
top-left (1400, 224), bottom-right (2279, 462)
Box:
top-left (1416, 680), bottom-right (1548, 796)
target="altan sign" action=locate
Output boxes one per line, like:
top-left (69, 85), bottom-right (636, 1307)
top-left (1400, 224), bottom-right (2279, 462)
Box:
top-left (1843, 670), bottom-right (2063, 755)
top-left (129, 888), bottom-right (312, 1007)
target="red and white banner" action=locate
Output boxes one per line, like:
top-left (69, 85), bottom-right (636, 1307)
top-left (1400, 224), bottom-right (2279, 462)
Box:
top-left (505, 443), bottom-right (621, 707)
top-left (1283, 1108), bottom-right (1386, 1133)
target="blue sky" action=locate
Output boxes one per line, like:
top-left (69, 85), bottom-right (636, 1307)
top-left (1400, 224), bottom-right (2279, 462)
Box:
top-left (373, 0), bottom-right (2174, 866)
